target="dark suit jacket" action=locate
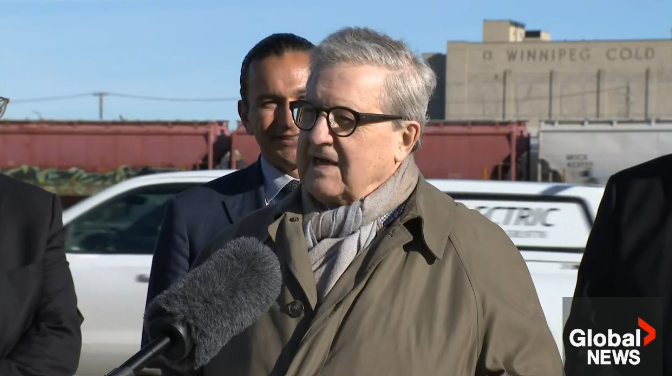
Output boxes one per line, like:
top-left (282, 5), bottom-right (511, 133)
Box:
top-left (564, 154), bottom-right (672, 376)
top-left (142, 161), bottom-right (265, 348)
top-left (0, 174), bottom-right (83, 376)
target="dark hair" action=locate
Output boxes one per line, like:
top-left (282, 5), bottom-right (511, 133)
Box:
top-left (239, 33), bottom-right (315, 108)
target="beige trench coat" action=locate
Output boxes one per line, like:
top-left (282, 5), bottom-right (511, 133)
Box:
top-left (186, 178), bottom-right (564, 376)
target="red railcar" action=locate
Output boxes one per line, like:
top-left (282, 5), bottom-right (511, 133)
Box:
top-left (0, 120), bottom-right (229, 170)
top-left (230, 120), bottom-right (530, 181)
top-left (0, 120), bottom-right (230, 197)
top-left (0, 119), bottom-right (531, 204)
top-left (414, 121), bottom-right (530, 180)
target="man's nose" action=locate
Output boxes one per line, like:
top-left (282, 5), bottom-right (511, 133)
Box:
top-left (308, 115), bottom-right (333, 144)
top-left (275, 102), bottom-right (295, 129)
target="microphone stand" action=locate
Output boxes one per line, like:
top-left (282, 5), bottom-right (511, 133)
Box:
top-left (105, 336), bottom-right (172, 376)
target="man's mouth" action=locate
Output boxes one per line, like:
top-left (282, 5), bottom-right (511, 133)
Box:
top-left (275, 135), bottom-right (299, 141)
top-left (312, 156), bottom-right (338, 166)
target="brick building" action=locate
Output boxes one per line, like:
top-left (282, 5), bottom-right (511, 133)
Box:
top-left (426, 20), bottom-right (672, 132)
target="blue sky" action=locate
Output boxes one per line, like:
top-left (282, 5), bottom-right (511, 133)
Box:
top-left (1, 0), bottom-right (669, 126)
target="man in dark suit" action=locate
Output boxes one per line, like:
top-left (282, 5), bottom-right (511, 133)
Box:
top-left (563, 154), bottom-right (672, 376)
top-left (0, 172), bottom-right (84, 376)
top-left (142, 33), bottom-right (314, 348)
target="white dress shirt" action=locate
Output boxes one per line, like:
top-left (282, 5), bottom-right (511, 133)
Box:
top-left (259, 155), bottom-right (298, 205)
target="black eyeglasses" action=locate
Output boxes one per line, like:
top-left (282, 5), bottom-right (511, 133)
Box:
top-left (0, 96), bottom-right (8, 119)
top-left (289, 99), bottom-right (403, 137)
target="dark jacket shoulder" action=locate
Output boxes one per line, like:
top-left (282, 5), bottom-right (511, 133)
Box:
top-left (172, 162), bottom-right (262, 205)
top-left (191, 188), bottom-right (291, 270)
top-left (0, 174), bottom-right (56, 213)
top-left (602, 154), bottom-right (672, 208)
top-left (611, 153), bottom-right (672, 183)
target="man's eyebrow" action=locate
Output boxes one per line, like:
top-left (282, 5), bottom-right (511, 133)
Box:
top-left (255, 93), bottom-right (284, 103)
top-left (255, 89), bottom-right (307, 103)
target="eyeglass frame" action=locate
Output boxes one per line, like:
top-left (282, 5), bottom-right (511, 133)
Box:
top-left (289, 99), bottom-right (403, 137)
top-left (0, 96), bottom-right (8, 119)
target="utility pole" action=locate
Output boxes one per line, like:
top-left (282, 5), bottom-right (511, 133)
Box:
top-left (92, 92), bottom-right (108, 120)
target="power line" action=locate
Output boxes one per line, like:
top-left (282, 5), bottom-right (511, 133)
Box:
top-left (106, 92), bottom-right (239, 102)
top-left (11, 93), bottom-right (93, 103)
top-left (7, 86), bottom-right (626, 106)
top-left (10, 92), bottom-right (240, 104)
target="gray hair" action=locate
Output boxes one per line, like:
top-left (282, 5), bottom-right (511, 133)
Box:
top-left (308, 27), bottom-right (437, 151)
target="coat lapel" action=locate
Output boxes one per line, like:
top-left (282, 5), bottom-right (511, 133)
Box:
top-left (267, 189), bottom-right (318, 312)
top-left (221, 186), bottom-right (265, 224)
top-left (220, 159), bottom-right (266, 224)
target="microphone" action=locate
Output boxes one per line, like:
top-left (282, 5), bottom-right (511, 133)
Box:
top-left (105, 237), bottom-right (283, 376)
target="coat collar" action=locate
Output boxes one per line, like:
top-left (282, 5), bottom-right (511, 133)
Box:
top-left (264, 177), bottom-right (455, 260)
top-left (396, 177), bottom-right (455, 260)
top-left (259, 177), bottom-right (456, 311)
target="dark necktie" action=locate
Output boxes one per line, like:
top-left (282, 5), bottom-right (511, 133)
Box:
top-left (275, 179), bottom-right (300, 202)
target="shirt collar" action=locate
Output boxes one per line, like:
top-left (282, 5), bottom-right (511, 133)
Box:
top-left (259, 155), bottom-right (295, 205)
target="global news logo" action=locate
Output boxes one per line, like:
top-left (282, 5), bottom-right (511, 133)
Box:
top-left (568, 318), bottom-right (656, 365)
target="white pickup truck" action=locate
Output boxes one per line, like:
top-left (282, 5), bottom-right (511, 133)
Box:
top-left (62, 170), bottom-right (605, 375)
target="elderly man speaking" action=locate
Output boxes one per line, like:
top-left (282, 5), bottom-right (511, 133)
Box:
top-left (185, 27), bottom-right (564, 376)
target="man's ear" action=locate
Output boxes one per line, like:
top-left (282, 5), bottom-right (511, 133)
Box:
top-left (238, 100), bottom-right (253, 135)
top-left (394, 121), bottom-right (421, 163)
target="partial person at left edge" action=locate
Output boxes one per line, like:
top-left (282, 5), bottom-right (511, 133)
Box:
top-left (0, 96), bottom-right (84, 376)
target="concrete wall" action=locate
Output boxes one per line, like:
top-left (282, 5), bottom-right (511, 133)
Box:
top-left (441, 38), bottom-right (672, 133)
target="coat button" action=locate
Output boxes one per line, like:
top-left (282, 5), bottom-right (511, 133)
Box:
top-left (287, 300), bottom-right (304, 318)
